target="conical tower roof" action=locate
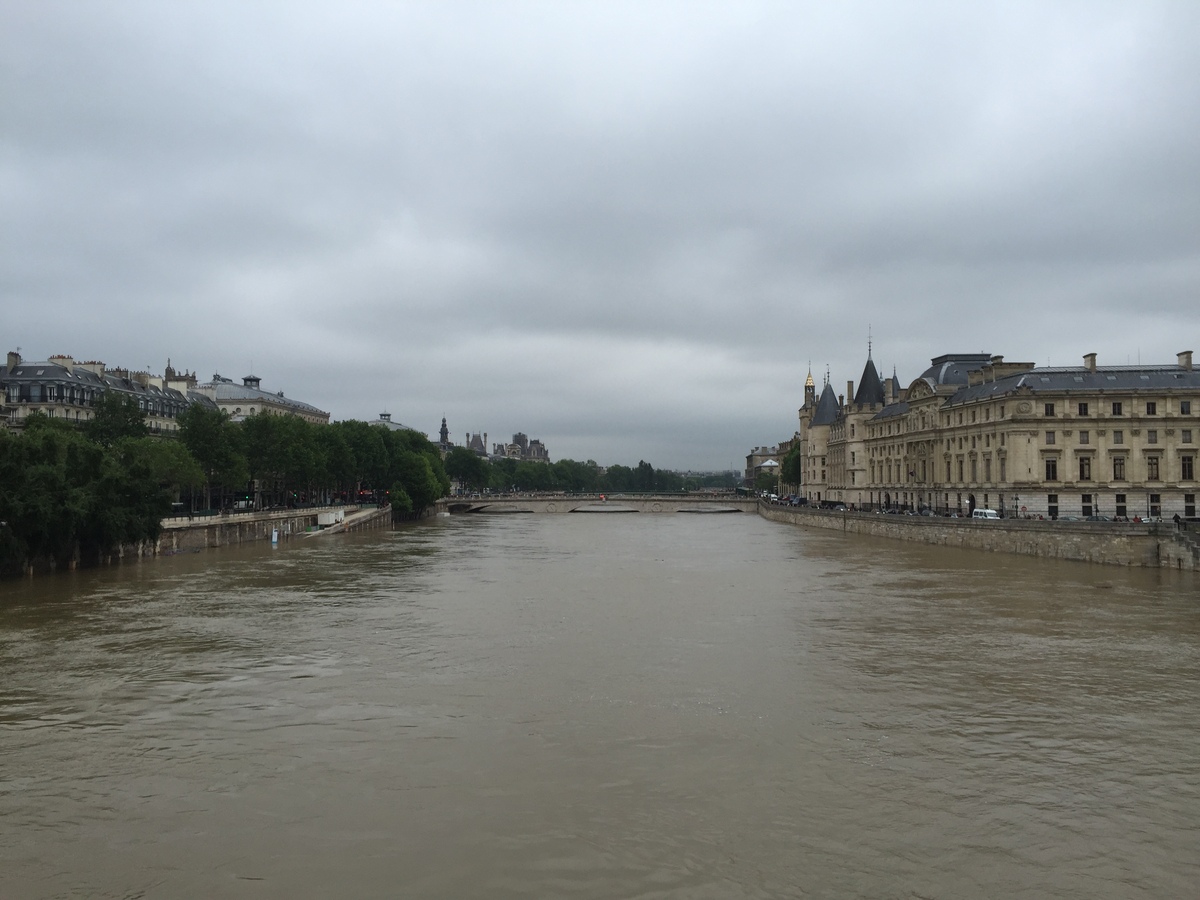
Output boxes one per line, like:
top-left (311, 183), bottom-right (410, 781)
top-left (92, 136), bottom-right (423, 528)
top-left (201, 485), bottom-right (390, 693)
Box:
top-left (811, 381), bottom-right (841, 426)
top-left (853, 356), bottom-right (886, 406)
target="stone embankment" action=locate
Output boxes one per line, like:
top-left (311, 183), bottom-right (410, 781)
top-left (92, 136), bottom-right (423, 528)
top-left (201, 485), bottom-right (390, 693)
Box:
top-left (156, 505), bottom-right (390, 554)
top-left (759, 502), bottom-right (1197, 571)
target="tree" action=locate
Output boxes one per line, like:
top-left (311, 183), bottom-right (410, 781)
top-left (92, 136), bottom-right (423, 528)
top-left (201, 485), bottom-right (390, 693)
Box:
top-left (391, 449), bottom-right (443, 514)
top-left (781, 445), bottom-right (802, 490)
top-left (178, 405), bottom-right (246, 510)
top-left (444, 446), bottom-right (490, 491)
top-left (83, 392), bottom-right (148, 447)
top-left (754, 470), bottom-right (779, 494)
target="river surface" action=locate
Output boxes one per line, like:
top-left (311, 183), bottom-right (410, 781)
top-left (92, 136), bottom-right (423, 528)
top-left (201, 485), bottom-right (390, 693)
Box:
top-left (1, 513), bottom-right (1197, 898)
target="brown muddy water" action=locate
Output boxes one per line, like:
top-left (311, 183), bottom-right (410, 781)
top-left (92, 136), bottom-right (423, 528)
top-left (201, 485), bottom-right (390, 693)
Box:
top-left (1, 513), bottom-right (1197, 898)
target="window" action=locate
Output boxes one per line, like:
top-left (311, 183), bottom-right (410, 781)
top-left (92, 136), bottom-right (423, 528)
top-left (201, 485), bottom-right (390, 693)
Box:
top-left (1045, 403), bottom-right (1056, 416)
top-left (1184, 455), bottom-right (1195, 481)
top-left (1150, 494), bottom-right (1162, 517)
top-left (1112, 401), bottom-right (1123, 415)
top-left (1079, 430), bottom-right (1089, 444)
top-left (1147, 456), bottom-right (1160, 480)
top-left (1182, 400), bottom-right (1192, 415)
top-left (1146, 401), bottom-right (1157, 415)
top-left (1113, 456), bottom-right (1126, 481)
top-left (1046, 458), bottom-right (1059, 480)
top-left (1186, 494), bottom-right (1196, 517)
top-left (1078, 402), bottom-right (1089, 416)
top-left (1046, 431), bottom-right (1056, 445)
top-left (1148, 430), bottom-right (1158, 444)
top-left (958, 459), bottom-right (964, 481)
top-left (1079, 457), bottom-right (1092, 480)
top-left (946, 461), bottom-right (952, 481)
top-left (971, 459), bottom-right (978, 481)
top-left (1116, 494), bottom-right (1127, 518)
top-left (984, 458), bottom-right (992, 481)
top-left (1113, 430), bottom-right (1124, 444)
top-left (1000, 459), bottom-right (1006, 481)
top-left (1000, 405), bottom-right (1005, 418)
top-left (1183, 430), bottom-right (1194, 444)
top-left (1048, 494), bottom-right (1059, 518)
top-left (971, 410), bottom-right (976, 423)
top-left (1082, 494), bottom-right (1093, 517)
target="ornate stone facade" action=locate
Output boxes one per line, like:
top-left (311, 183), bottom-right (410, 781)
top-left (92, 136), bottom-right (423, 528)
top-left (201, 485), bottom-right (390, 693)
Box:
top-left (800, 350), bottom-right (1198, 520)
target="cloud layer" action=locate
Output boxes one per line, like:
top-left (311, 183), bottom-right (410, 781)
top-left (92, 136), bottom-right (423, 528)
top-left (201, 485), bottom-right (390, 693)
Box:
top-left (3, 1), bottom-right (1198, 468)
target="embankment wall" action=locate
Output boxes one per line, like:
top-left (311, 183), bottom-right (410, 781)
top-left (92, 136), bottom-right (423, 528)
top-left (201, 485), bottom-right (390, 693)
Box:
top-left (156, 509), bottom-right (325, 553)
top-left (758, 503), bottom-right (1197, 572)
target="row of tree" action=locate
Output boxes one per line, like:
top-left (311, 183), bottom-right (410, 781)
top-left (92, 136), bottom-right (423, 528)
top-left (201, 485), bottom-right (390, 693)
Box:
top-left (442, 449), bottom-right (737, 494)
top-left (1, 394), bottom-right (729, 576)
top-left (0, 395), bottom-right (451, 575)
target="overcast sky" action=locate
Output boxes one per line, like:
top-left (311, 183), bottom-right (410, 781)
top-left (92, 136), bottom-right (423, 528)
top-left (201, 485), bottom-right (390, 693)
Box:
top-left (3, 1), bottom-right (1198, 470)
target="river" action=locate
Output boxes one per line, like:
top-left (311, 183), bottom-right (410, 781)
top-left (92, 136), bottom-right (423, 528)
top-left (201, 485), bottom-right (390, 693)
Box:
top-left (1, 513), bottom-right (1197, 898)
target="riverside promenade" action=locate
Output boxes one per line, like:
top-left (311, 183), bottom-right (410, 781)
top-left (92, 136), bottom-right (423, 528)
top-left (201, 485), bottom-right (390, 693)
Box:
top-left (157, 504), bottom-right (391, 554)
top-left (758, 501), bottom-right (1199, 571)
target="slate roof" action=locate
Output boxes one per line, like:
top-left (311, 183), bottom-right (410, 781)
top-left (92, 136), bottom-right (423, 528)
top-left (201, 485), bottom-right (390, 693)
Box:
top-left (201, 374), bottom-right (328, 417)
top-left (853, 356), bottom-right (886, 406)
top-left (946, 365), bottom-right (1200, 406)
top-left (810, 382), bottom-right (841, 426)
top-left (916, 353), bottom-right (993, 388)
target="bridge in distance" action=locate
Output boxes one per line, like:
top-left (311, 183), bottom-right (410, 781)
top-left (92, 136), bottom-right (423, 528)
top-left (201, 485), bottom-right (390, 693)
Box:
top-left (441, 493), bottom-right (758, 515)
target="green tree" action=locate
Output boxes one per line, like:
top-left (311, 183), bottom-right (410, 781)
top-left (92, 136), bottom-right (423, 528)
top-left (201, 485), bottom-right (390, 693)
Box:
top-left (391, 449), bottom-right (442, 514)
top-left (444, 446), bottom-right (490, 492)
top-left (83, 392), bottom-right (148, 447)
top-left (178, 405), bottom-right (246, 510)
top-left (754, 470), bottom-right (779, 494)
top-left (781, 445), bottom-right (802, 490)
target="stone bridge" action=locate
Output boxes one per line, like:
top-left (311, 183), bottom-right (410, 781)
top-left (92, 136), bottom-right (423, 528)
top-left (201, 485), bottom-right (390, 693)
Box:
top-left (440, 494), bottom-right (757, 515)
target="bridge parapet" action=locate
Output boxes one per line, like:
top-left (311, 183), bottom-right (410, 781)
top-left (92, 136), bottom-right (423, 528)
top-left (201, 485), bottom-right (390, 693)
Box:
top-left (438, 494), bottom-right (756, 515)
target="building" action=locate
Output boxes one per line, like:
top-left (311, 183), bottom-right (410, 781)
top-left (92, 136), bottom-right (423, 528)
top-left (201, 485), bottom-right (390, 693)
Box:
top-left (195, 373), bottom-right (329, 425)
top-left (365, 411), bottom-right (419, 432)
top-left (492, 432), bottom-right (550, 462)
top-left (1, 351), bottom-right (216, 434)
top-left (798, 348), bottom-right (1198, 520)
top-left (745, 445), bottom-right (782, 488)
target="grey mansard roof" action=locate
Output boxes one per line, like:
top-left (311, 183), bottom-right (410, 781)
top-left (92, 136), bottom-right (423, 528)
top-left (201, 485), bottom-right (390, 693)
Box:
top-left (200, 374), bottom-right (328, 418)
top-left (916, 353), bottom-right (993, 389)
top-left (946, 364), bottom-right (1200, 406)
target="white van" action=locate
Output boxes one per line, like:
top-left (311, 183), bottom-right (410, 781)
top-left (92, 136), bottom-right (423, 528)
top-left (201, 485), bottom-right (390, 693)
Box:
top-left (971, 508), bottom-right (1000, 520)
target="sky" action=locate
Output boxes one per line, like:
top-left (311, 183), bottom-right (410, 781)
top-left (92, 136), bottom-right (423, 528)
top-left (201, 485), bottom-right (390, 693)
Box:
top-left (3, 1), bottom-right (1198, 471)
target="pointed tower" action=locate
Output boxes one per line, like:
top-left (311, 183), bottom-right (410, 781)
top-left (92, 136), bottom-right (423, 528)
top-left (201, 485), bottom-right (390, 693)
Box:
top-left (804, 363), bottom-right (816, 408)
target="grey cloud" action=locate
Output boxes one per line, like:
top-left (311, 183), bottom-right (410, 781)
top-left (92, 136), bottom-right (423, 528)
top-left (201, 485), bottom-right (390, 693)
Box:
top-left (3, 1), bottom-right (1198, 470)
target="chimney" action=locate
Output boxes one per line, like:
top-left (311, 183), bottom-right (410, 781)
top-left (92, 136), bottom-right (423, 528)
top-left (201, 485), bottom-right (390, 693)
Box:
top-left (7, 350), bottom-right (21, 373)
top-left (1083, 352), bottom-right (1097, 372)
top-left (1179, 350), bottom-right (1193, 371)
top-left (847, 381), bottom-right (854, 404)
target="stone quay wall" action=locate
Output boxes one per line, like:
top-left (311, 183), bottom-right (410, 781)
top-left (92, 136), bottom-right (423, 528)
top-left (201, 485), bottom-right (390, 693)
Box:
top-left (156, 509), bottom-right (330, 553)
top-left (758, 503), bottom-right (1197, 572)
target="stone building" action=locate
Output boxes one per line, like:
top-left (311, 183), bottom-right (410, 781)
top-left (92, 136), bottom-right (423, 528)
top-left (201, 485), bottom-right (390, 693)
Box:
top-left (493, 432), bottom-right (550, 462)
top-left (195, 373), bottom-right (329, 425)
top-left (1, 351), bottom-right (216, 434)
top-left (800, 349), bottom-right (1198, 520)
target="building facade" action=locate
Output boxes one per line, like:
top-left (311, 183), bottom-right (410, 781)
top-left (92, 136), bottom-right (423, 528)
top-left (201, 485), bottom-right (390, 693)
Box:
top-left (799, 349), bottom-right (1198, 520)
top-left (1, 352), bottom-right (215, 434)
top-left (195, 373), bottom-right (329, 425)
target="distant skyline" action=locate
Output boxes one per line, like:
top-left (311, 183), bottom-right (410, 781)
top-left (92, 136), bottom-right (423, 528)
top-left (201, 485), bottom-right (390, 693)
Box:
top-left (3, 2), bottom-right (1198, 470)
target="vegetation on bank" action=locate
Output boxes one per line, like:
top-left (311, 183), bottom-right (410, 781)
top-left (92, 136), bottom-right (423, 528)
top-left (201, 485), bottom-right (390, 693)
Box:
top-left (0, 400), bottom-right (450, 576)
top-left (441, 448), bottom-right (737, 495)
top-left (0, 401), bottom-right (736, 576)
